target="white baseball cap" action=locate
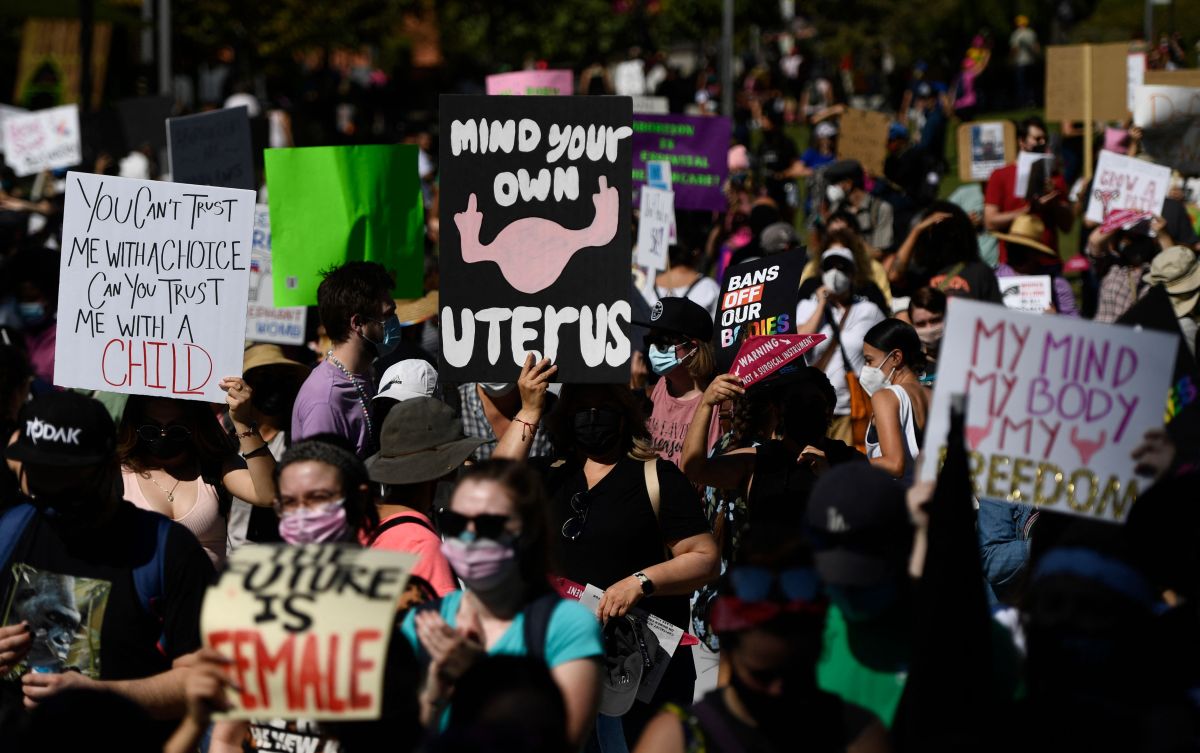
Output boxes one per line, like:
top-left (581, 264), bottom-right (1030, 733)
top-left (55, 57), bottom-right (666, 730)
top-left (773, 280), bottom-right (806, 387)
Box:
top-left (375, 360), bottom-right (438, 403)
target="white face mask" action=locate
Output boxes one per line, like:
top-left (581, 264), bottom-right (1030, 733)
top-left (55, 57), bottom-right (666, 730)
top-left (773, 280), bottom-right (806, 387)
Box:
top-left (822, 268), bottom-right (852, 296)
top-left (915, 323), bottom-right (944, 349)
top-left (826, 184), bottom-right (846, 204)
top-left (859, 352), bottom-right (899, 396)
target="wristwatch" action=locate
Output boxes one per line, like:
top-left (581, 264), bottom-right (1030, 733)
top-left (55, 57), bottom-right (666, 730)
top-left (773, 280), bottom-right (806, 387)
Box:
top-left (633, 571), bottom-right (656, 596)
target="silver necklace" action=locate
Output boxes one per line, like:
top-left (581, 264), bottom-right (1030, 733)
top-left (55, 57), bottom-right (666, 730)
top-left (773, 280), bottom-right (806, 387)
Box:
top-left (142, 471), bottom-right (182, 504)
top-left (326, 351), bottom-right (374, 441)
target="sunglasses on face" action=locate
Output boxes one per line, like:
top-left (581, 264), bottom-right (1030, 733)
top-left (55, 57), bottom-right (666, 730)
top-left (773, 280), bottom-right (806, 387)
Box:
top-left (728, 566), bottom-right (823, 603)
top-left (820, 259), bottom-right (854, 274)
top-left (136, 424), bottom-right (192, 442)
top-left (561, 491), bottom-right (591, 541)
top-left (436, 508), bottom-right (514, 541)
top-left (644, 333), bottom-right (691, 350)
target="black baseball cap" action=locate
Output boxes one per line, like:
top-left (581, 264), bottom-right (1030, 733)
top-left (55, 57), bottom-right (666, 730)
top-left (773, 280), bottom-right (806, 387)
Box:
top-left (598, 614), bottom-right (661, 717)
top-left (633, 297), bottom-right (714, 342)
top-left (805, 464), bottom-right (913, 586)
top-left (6, 392), bottom-right (117, 467)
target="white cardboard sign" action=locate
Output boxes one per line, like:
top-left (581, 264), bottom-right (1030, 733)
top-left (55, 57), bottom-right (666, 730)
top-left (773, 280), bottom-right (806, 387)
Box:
top-left (1084, 150), bottom-right (1171, 224)
top-left (1013, 151), bottom-right (1052, 198)
top-left (202, 545), bottom-right (415, 721)
top-left (246, 205), bottom-right (307, 345)
top-left (1133, 84), bottom-right (1200, 128)
top-left (2, 105), bottom-right (82, 177)
top-left (635, 186), bottom-right (674, 271)
top-left (920, 299), bottom-right (1176, 523)
top-left (54, 172), bottom-right (255, 402)
top-left (1000, 275), bottom-right (1053, 314)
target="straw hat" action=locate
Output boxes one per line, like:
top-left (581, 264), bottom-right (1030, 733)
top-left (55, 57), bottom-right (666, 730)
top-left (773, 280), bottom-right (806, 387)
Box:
top-left (242, 344), bottom-right (310, 381)
top-left (1146, 246), bottom-right (1200, 318)
top-left (990, 214), bottom-right (1056, 257)
top-left (394, 290), bottom-right (439, 326)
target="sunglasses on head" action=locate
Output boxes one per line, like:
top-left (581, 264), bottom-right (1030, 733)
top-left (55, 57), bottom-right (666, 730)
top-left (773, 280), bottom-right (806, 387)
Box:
top-left (136, 424), bottom-right (192, 442)
top-left (435, 508), bottom-right (513, 541)
top-left (728, 566), bottom-right (823, 603)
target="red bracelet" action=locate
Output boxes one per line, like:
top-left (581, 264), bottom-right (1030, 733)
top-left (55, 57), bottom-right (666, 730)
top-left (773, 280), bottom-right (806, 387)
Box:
top-left (514, 418), bottom-right (538, 442)
top-left (231, 425), bottom-right (260, 440)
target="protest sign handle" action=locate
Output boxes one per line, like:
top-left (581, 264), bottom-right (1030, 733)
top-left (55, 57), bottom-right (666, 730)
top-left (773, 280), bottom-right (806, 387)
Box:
top-left (1084, 45), bottom-right (1094, 180)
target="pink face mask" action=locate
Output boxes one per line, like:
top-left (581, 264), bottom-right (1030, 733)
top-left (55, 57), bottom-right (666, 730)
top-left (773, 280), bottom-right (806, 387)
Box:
top-left (278, 499), bottom-right (352, 545)
top-left (440, 536), bottom-right (517, 592)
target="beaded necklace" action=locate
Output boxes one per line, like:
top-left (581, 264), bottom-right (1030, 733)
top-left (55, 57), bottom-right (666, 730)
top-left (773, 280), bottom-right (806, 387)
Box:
top-left (326, 351), bottom-right (373, 441)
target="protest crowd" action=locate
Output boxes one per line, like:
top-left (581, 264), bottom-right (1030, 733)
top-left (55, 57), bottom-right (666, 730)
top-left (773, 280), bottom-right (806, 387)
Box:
top-left (3, 6), bottom-right (1200, 753)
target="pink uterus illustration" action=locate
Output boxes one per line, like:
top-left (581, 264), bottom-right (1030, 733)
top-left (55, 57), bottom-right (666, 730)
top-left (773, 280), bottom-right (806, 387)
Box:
top-left (455, 175), bottom-right (620, 294)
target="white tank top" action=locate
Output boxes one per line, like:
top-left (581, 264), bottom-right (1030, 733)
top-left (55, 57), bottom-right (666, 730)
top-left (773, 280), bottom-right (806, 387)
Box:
top-left (865, 385), bottom-right (922, 486)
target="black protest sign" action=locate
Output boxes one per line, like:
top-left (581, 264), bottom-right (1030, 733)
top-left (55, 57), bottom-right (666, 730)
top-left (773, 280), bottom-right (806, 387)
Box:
top-left (439, 95), bottom-right (633, 383)
top-left (167, 106), bottom-right (255, 191)
top-left (714, 251), bottom-right (806, 371)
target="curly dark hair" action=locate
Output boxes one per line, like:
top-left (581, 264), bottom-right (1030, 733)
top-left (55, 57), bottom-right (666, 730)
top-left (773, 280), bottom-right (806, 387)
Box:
top-left (317, 261), bottom-right (395, 343)
top-left (277, 438), bottom-right (380, 536)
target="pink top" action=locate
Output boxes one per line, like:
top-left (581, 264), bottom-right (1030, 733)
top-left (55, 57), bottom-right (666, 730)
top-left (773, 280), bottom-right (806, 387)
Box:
top-left (370, 511), bottom-right (457, 597)
top-left (122, 467), bottom-right (226, 568)
top-left (648, 378), bottom-right (720, 470)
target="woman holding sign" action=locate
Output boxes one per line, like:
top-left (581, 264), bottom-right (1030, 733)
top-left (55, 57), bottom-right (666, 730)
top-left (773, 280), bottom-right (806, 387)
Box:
top-left (117, 383), bottom-right (278, 568)
top-left (859, 320), bottom-right (929, 485)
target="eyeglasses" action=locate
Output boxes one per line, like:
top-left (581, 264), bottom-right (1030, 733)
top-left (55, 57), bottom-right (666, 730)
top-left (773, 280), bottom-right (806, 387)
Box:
top-left (728, 566), bottom-right (823, 603)
top-left (436, 508), bottom-right (514, 541)
top-left (136, 424), bottom-right (192, 442)
top-left (275, 489), bottom-right (342, 515)
top-left (561, 492), bottom-right (591, 541)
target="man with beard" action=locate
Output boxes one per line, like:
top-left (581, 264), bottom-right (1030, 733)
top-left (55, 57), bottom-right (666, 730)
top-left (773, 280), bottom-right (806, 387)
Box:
top-left (0, 392), bottom-right (214, 743)
top-left (292, 261), bottom-right (398, 458)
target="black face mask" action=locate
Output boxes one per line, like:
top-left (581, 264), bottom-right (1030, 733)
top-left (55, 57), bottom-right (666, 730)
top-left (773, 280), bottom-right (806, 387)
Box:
top-left (573, 408), bottom-right (623, 457)
top-left (729, 660), bottom-right (815, 736)
top-left (142, 435), bottom-right (189, 460)
top-left (23, 464), bottom-right (116, 527)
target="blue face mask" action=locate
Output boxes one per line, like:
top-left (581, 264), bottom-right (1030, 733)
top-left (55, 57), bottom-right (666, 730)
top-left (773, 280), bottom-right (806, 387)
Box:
top-left (366, 314), bottom-right (402, 357)
top-left (648, 343), bottom-right (694, 376)
top-left (826, 581), bottom-right (902, 622)
top-left (18, 302), bottom-right (47, 328)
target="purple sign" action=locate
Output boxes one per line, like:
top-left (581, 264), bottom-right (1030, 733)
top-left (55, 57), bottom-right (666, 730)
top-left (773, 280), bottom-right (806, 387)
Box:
top-left (632, 114), bottom-right (731, 212)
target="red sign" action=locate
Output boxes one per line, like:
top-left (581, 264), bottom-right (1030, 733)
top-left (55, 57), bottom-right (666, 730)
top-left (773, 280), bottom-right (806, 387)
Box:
top-left (730, 334), bottom-right (826, 387)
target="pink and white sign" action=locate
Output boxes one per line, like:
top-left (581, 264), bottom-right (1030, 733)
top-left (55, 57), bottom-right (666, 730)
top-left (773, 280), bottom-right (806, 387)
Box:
top-left (486, 70), bottom-right (574, 96)
top-left (920, 298), bottom-right (1176, 523)
top-left (730, 334), bottom-right (826, 388)
top-left (1084, 150), bottom-right (1171, 224)
top-left (2, 104), bottom-right (81, 177)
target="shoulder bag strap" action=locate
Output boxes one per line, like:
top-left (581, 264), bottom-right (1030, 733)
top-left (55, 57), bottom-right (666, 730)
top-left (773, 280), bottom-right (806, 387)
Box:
top-left (368, 514), bottom-right (438, 547)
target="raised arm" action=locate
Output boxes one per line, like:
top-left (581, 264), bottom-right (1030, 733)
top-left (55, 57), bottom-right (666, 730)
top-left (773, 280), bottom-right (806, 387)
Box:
top-left (680, 374), bottom-right (754, 490)
top-left (218, 376), bottom-right (277, 506)
top-left (493, 354), bottom-right (558, 461)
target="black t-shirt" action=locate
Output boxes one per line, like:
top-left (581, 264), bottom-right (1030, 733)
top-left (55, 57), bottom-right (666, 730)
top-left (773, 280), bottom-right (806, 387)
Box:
top-left (749, 440), bottom-right (817, 536)
top-left (0, 501), bottom-right (213, 735)
top-left (545, 457), bottom-right (710, 629)
top-left (757, 133), bottom-right (799, 205)
top-left (687, 688), bottom-right (870, 753)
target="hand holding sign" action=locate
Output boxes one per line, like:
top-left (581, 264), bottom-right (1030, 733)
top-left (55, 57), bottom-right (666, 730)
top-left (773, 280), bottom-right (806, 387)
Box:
top-left (702, 373), bottom-right (746, 407)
